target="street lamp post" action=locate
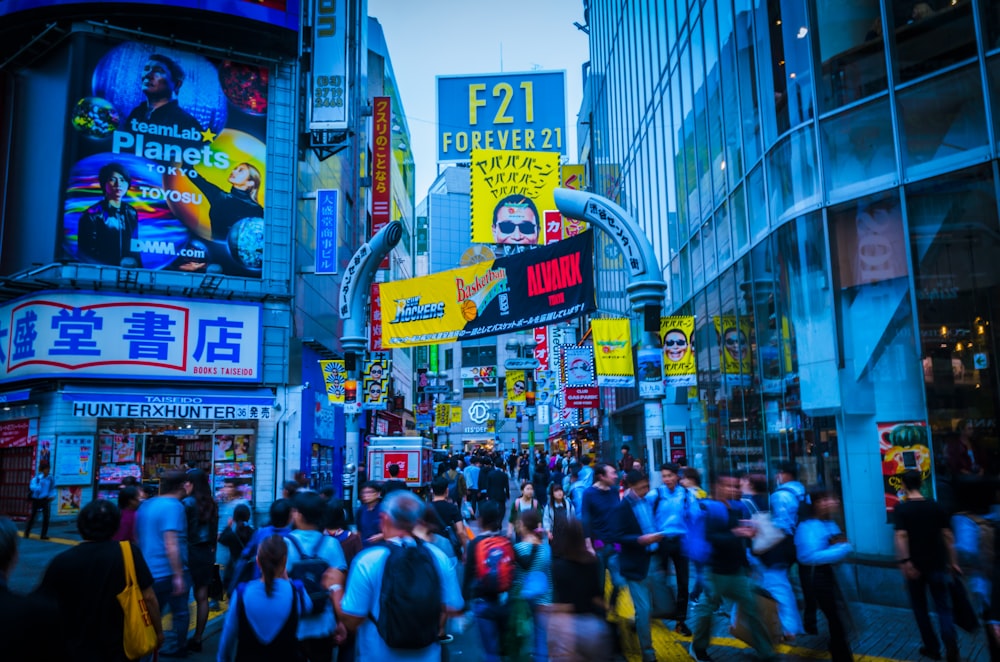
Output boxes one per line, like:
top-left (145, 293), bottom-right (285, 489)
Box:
top-left (505, 334), bottom-right (538, 481)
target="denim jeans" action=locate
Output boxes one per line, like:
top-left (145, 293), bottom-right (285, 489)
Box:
top-left (690, 571), bottom-right (776, 660)
top-left (626, 556), bottom-right (665, 662)
top-left (906, 570), bottom-right (957, 654)
top-left (472, 598), bottom-right (508, 662)
top-left (530, 603), bottom-right (549, 662)
top-left (760, 564), bottom-right (803, 636)
top-left (152, 573), bottom-right (191, 654)
top-left (595, 544), bottom-right (624, 596)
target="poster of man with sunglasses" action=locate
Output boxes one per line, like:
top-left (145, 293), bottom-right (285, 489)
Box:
top-left (469, 148), bottom-right (559, 245)
top-left (660, 316), bottom-right (697, 386)
top-left (491, 194), bottom-right (540, 245)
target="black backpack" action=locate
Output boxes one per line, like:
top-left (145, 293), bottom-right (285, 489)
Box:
top-left (286, 534), bottom-right (332, 616)
top-left (375, 539), bottom-right (443, 649)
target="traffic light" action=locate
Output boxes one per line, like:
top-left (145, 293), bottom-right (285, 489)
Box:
top-left (525, 391), bottom-right (536, 407)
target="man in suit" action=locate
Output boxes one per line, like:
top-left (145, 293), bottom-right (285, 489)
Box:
top-left (482, 458), bottom-right (510, 511)
top-left (614, 470), bottom-right (665, 662)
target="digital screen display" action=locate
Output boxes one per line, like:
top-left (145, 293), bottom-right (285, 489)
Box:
top-left (0, 0), bottom-right (299, 31)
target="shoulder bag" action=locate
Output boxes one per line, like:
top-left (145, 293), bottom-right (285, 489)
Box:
top-left (116, 541), bottom-right (158, 660)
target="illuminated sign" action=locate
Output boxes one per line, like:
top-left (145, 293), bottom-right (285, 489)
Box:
top-left (0, 0), bottom-right (299, 30)
top-left (437, 71), bottom-right (566, 161)
top-left (310, 0), bottom-right (349, 131)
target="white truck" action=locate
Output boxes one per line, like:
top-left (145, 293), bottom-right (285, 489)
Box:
top-left (365, 436), bottom-right (435, 493)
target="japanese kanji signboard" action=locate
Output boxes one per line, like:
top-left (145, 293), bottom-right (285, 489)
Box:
top-left (0, 292), bottom-right (262, 383)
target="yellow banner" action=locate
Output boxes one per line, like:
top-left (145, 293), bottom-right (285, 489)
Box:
top-left (591, 318), bottom-right (634, 387)
top-left (660, 317), bottom-right (696, 387)
top-left (470, 149), bottom-right (560, 245)
top-left (450, 406), bottom-right (462, 424)
top-left (320, 359), bottom-right (347, 404)
top-left (714, 316), bottom-right (752, 377)
top-left (560, 164), bottom-right (588, 238)
top-left (506, 370), bottom-right (527, 403)
top-left (435, 404), bottom-right (451, 428)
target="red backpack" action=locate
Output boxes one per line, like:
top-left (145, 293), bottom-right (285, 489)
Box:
top-left (474, 534), bottom-right (515, 594)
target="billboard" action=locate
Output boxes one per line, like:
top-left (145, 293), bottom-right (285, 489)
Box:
top-left (379, 231), bottom-right (595, 347)
top-left (0, 292), bottom-right (262, 383)
top-left (592, 318), bottom-right (634, 387)
top-left (60, 39), bottom-right (270, 277)
top-left (309, 0), bottom-right (348, 131)
top-left (470, 149), bottom-right (560, 245)
top-left (661, 316), bottom-right (696, 387)
top-left (0, 0), bottom-right (298, 29)
top-left (714, 316), bottom-right (752, 382)
top-left (437, 71), bottom-right (566, 161)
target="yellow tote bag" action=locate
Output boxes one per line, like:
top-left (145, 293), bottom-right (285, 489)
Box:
top-left (116, 541), bottom-right (158, 660)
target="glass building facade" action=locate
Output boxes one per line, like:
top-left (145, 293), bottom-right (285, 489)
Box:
top-left (585, 0), bottom-right (1000, 568)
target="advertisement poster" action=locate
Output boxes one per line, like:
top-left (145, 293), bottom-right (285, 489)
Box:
top-left (379, 231), bottom-right (595, 347)
top-left (592, 318), bottom-right (635, 387)
top-left (362, 359), bottom-right (389, 410)
top-left (462, 366), bottom-right (497, 389)
top-left (505, 370), bottom-right (527, 404)
top-left (560, 164), bottom-right (589, 238)
top-left (661, 316), bottom-right (697, 387)
top-left (562, 345), bottom-right (595, 387)
top-left (879, 420), bottom-right (933, 516)
top-left (0, 419), bottom-right (33, 448)
top-left (637, 347), bottom-right (665, 398)
top-left (320, 359), bottom-right (347, 405)
top-left (54, 435), bottom-right (94, 485)
top-left (469, 149), bottom-right (560, 245)
top-left (61, 39), bottom-right (269, 277)
top-left (113, 434), bottom-right (136, 463)
top-left (57, 486), bottom-right (83, 516)
top-left (0, 1), bottom-right (299, 29)
top-left (714, 316), bottom-right (752, 383)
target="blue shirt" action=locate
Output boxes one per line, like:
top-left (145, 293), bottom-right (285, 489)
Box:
top-left (581, 486), bottom-right (620, 543)
top-left (29, 473), bottom-right (55, 499)
top-left (770, 481), bottom-right (807, 535)
top-left (652, 484), bottom-right (693, 537)
top-left (357, 503), bottom-right (382, 546)
top-left (463, 465), bottom-right (481, 492)
top-left (341, 537), bottom-right (463, 661)
top-left (217, 579), bottom-right (311, 661)
top-left (794, 519), bottom-right (852, 566)
top-left (136, 496), bottom-right (188, 579)
top-left (284, 530), bottom-right (348, 639)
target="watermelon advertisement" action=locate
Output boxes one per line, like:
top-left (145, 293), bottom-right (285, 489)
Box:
top-left (879, 420), bottom-right (933, 518)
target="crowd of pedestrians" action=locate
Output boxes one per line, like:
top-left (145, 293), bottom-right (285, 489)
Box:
top-left (1, 444), bottom-right (997, 661)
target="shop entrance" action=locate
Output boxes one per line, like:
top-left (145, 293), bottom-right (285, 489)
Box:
top-left (0, 445), bottom-right (35, 520)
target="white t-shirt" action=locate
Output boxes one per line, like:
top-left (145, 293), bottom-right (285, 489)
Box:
top-left (341, 537), bottom-right (463, 661)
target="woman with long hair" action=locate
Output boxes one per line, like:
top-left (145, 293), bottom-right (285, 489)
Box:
top-left (217, 534), bottom-right (310, 661)
top-left (508, 509), bottom-right (552, 661)
top-left (542, 483), bottom-right (575, 541)
top-left (548, 517), bottom-right (610, 661)
top-left (183, 469), bottom-right (218, 652)
top-left (508, 482), bottom-right (538, 540)
top-left (191, 162), bottom-right (264, 241)
top-left (112, 486), bottom-right (141, 543)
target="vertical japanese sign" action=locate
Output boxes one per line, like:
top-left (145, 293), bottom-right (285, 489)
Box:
top-left (310, 0), bottom-right (348, 130)
top-left (435, 403), bottom-right (451, 429)
top-left (320, 359), bottom-right (347, 405)
top-left (371, 96), bottom-right (392, 270)
top-left (879, 421), bottom-right (932, 517)
top-left (661, 316), bottom-right (696, 387)
top-left (0, 292), bottom-right (262, 383)
top-left (543, 210), bottom-right (563, 245)
top-left (369, 283), bottom-right (384, 351)
top-left (61, 39), bottom-right (270, 277)
top-left (560, 164), bottom-right (588, 238)
top-left (469, 149), bottom-right (560, 245)
top-left (315, 189), bottom-right (338, 274)
top-left (592, 318), bottom-right (635, 387)
top-left (533, 327), bottom-right (549, 370)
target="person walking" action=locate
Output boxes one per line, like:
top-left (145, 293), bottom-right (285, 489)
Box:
top-left (39, 500), bottom-right (163, 661)
top-left (581, 463), bottom-right (623, 610)
top-left (548, 518), bottom-right (611, 661)
top-left (483, 458), bottom-right (511, 511)
top-left (464, 456), bottom-right (482, 518)
top-left (688, 474), bottom-right (776, 662)
top-left (217, 534), bottom-right (310, 661)
top-left (795, 491), bottom-right (854, 661)
top-left (136, 470), bottom-right (191, 657)
top-left (508, 483), bottom-right (539, 540)
top-left (464, 500), bottom-right (516, 662)
top-left (762, 462), bottom-right (807, 641)
top-left (113, 486), bottom-right (142, 544)
top-left (894, 470), bottom-right (962, 662)
top-left (0, 517), bottom-right (59, 661)
top-left (339, 490), bottom-right (463, 660)
top-left (183, 469), bottom-right (218, 653)
top-left (614, 471), bottom-right (665, 662)
top-left (355, 482), bottom-right (383, 548)
top-left (542, 483), bottom-right (575, 540)
top-left (24, 462), bottom-right (55, 539)
top-left (512, 509), bottom-right (552, 662)
top-left (653, 462), bottom-right (694, 636)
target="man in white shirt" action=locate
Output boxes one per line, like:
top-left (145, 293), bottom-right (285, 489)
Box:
top-left (24, 463), bottom-right (56, 539)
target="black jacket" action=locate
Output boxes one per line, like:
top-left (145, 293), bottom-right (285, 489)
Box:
top-left (483, 468), bottom-right (510, 504)
top-left (614, 495), bottom-right (653, 581)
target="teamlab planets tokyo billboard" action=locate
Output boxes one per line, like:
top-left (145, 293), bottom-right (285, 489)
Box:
top-left (60, 39), bottom-right (270, 277)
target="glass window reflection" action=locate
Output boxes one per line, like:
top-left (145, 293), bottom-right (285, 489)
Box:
top-left (815, 0), bottom-right (888, 110)
top-left (765, 125), bottom-right (819, 222)
top-left (755, 0), bottom-right (814, 142)
top-left (891, 0), bottom-right (976, 83)
top-left (821, 97), bottom-right (896, 201)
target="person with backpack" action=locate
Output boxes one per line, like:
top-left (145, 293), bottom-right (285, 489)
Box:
top-left (428, 478), bottom-right (467, 560)
top-left (763, 462), bottom-right (807, 640)
top-left (339, 490), bottom-right (463, 660)
top-left (228, 498), bottom-right (293, 595)
top-left (542, 483), bottom-right (575, 540)
top-left (688, 474), bottom-right (777, 662)
top-left (285, 492), bottom-right (348, 662)
top-left (464, 500), bottom-right (516, 662)
top-left (463, 456), bottom-right (482, 518)
top-left (510, 509), bottom-right (552, 661)
top-left (217, 534), bottom-right (311, 661)
top-left (446, 459), bottom-right (468, 506)
top-left (653, 462), bottom-right (694, 636)
top-left (219, 503), bottom-right (255, 594)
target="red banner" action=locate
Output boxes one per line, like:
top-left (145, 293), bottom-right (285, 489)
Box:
top-left (372, 96), bottom-right (392, 268)
top-left (0, 420), bottom-right (30, 448)
top-left (369, 283), bottom-right (384, 351)
top-left (544, 210), bottom-right (563, 245)
top-left (564, 386), bottom-right (599, 408)
top-left (534, 327), bottom-right (549, 371)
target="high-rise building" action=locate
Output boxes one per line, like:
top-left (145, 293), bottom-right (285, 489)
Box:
top-left (583, 0), bottom-right (1000, 602)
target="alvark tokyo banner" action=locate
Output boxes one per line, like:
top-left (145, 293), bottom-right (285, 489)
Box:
top-left (379, 231), bottom-right (595, 347)
top-left (61, 39), bottom-right (269, 277)
top-left (469, 149), bottom-right (560, 246)
top-left (592, 318), bottom-right (634, 387)
top-left (660, 316), bottom-right (696, 387)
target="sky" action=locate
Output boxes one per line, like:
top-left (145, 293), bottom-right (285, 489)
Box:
top-left (367, 0), bottom-right (590, 197)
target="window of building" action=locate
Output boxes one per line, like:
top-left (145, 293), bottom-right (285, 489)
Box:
top-left (755, 0), bottom-right (814, 142)
top-left (731, 183), bottom-right (750, 252)
top-left (982, 55), bottom-right (1000, 153)
top-left (717, 201), bottom-right (733, 266)
top-left (692, 230), bottom-right (704, 291)
top-left (906, 165), bottom-right (1000, 511)
top-left (703, 218), bottom-right (718, 279)
top-left (719, 0), bottom-right (744, 191)
top-left (897, 64), bottom-right (988, 179)
top-left (820, 97), bottom-right (896, 202)
top-left (891, 0), bottom-right (976, 83)
top-left (444, 348), bottom-right (453, 371)
top-left (735, 0), bottom-right (763, 167)
top-left (747, 164), bottom-right (769, 241)
top-left (814, 0), bottom-right (888, 111)
top-left (765, 125), bottom-right (818, 223)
